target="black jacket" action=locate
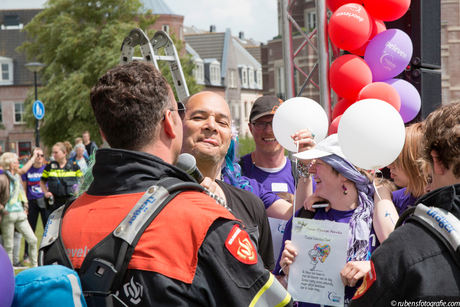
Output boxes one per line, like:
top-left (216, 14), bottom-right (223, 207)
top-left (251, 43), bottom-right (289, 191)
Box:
top-left (350, 184), bottom-right (460, 306)
top-left (43, 148), bottom-right (292, 307)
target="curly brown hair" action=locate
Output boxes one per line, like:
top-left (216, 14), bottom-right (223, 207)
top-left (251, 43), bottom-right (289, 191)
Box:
top-left (90, 61), bottom-right (171, 150)
top-left (422, 102), bottom-right (460, 178)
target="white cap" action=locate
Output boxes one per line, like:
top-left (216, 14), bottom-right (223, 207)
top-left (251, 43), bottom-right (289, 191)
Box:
top-left (293, 134), bottom-right (346, 160)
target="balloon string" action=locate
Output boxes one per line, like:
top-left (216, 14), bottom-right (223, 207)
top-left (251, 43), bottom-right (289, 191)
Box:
top-left (373, 171), bottom-right (382, 202)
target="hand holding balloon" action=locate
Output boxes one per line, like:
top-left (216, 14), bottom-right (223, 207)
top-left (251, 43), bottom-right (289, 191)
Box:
top-left (291, 128), bottom-right (316, 153)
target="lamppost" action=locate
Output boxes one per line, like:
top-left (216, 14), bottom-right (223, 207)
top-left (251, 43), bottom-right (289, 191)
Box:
top-left (25, 62), bottom-right (46, 147)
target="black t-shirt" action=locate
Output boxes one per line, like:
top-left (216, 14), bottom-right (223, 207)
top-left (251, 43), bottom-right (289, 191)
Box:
top-left (216, 180), bottom-right (275, 271)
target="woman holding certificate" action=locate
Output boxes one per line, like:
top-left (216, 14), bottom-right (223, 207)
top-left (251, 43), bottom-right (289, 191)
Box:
top-left (277, 134), bottom-right (384, 307)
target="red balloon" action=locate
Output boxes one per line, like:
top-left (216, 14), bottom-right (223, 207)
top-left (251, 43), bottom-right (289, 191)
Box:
top-left (326, 0), bottom-right (363, 12)
top-left (332, 98), bottom-right (356, 119)
top-left (349, 18), bottom-right (386, 56)
top-left (357, 82), bottom-right (401, 111)
top-left (329, 115), bottom-right (342, 135)
top-left (363, 0), bottom-right (411, 21)
top-left (328, 4), bottom-right (372, 51)
top-left (330, 54), bottom-right (373, 100)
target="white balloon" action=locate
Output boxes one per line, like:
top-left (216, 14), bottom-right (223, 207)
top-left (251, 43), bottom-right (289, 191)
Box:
top-left (273, 97), bottom-right (329, 152)
top-left (338, 99), bottom-right (405, 170)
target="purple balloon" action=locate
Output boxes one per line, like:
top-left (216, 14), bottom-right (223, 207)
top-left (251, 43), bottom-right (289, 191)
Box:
top-left (364, 29), bottom-right (413, 82)
top-left (383, 78), bottom-right (421, 123)
top-left (0, 245), bottom-right (15, 307)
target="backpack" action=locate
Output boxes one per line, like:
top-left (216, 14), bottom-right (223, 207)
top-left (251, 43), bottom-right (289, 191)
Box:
top-left (18, 177), bottom-right (208, 307)
top-left (396, 203), bottom-right (460, 269)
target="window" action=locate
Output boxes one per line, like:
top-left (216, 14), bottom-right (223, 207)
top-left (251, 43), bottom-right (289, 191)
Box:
top-left (14, 103), bottom-right (25, 124)
top-left (18, 142), bottom-right (31, 156)
top-left (162, 24), bottom-right (169, 34)
top-left (305, 9), bottom-right (316, 32)
top-left (242, 69), bottom-right (248, 87)
top-left (257, 70), bottom-right (262, 88)
top-left (0, 57), bottom-right (13, 85)
top-left (194, 62), bottom-right (204, 83)
top-left (1, 15), bottom-right (23, 30)
top-left (229, 70), bottom-right (237, 88)
top-left (248, 67), bottom-right (254, 88)
top-left (0, 103), bottom-right (3, 123)
top-left (210, 64), bottom-right (220, 84)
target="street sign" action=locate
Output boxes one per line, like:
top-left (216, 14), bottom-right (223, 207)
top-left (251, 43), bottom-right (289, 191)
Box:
top-left (33, 100), bottom-right (45, 120)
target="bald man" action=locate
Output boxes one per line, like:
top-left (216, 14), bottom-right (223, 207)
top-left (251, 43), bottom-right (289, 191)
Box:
top-left (182, 92), bottom-right (275, 271)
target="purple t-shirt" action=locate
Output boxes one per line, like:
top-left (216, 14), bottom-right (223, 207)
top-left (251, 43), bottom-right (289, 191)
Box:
top-left (392, 187), bottom-right (418, 215)
top-left (274, 208), bottom-right (379, 307)
top-left (241, 154), bottom-right (296, 195)
top-left (21, 165), bottom-right (46, 200)
top-left (222, 175), bottom-right (281, 209)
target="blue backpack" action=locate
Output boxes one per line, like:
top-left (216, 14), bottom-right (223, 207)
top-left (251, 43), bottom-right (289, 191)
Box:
top-left (13, 265), bottom-right (87, 307)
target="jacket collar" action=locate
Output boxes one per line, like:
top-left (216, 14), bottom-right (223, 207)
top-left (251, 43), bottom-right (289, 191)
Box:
top-left (416, 184), bottom-right (460, 219)
top-left (87, 148), bottom-right (195, 196)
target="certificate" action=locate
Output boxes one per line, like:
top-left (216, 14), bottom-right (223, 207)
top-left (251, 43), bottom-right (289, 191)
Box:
top-left (288, 218), bottom-right (349, 306)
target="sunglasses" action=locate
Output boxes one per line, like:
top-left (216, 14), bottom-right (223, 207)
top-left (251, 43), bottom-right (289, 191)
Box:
top-left (163, 102), bottom-right (186, 121)
top-left (37, 154), bottom-right (45, 157)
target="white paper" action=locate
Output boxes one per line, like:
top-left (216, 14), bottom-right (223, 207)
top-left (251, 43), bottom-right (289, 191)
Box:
top-left (288, 218), bottom-right (349, 306)
top-left (269, 217), bottom-right (288, 260)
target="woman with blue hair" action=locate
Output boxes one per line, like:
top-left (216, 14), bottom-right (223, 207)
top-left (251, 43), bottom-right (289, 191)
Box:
top-left (277, 134), bottom-right (388, 306)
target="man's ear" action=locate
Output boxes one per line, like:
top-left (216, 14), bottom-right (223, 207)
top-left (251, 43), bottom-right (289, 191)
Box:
top-left (431, 149), bottom-right (446, 175)
top-left (163, 111), bottom-right (177, 139)
top-left (248, 122), bottom-right (253, 134)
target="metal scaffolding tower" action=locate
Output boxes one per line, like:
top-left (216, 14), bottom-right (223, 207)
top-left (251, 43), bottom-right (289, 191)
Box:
top-left (280, 0), bottom-right (333, 123)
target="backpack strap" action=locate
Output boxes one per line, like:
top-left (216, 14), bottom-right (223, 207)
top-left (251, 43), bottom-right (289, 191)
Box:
top-left (38, 201), bottom-right (76, 268)
top-left (398, 203), bottom-right (460, 269)
top-left (78, 178), bottom-right (205, 305)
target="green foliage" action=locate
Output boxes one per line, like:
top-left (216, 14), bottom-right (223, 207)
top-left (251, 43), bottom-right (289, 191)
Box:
top-left (18, 0), bottom-right (201, 148)
top-left (236, 136), bottom-right (255, 157)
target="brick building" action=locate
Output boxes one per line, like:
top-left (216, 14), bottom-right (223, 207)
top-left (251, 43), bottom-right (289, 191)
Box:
top-left (0, 9), bottom-right (40, 156)
top-left (441, 0), bottom-right (460, 103)
top-left (185, 27), bottom-right (263, 136)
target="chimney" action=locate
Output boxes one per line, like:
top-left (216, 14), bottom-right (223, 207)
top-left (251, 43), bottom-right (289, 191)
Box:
top-left (239, 31), bottom-right (245, 40)
top-left (210, 25), bottom-right (216, 33)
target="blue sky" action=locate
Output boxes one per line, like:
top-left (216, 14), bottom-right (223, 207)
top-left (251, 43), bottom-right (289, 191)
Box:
top-left (0, 0), bottom-right (279, 43)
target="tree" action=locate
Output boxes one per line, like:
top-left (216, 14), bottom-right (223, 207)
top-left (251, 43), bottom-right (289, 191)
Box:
top-left (18, 0), bottom-right (202, 148)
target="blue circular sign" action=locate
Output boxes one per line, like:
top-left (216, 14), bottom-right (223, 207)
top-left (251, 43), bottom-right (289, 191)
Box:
top-left (33, 100), bottom-right (45, 120)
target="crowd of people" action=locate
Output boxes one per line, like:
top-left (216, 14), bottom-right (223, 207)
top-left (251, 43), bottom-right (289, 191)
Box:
top-left (4, 60), bottom-right (460, 306)
top-left (0, 132), bottom-right (97, 269)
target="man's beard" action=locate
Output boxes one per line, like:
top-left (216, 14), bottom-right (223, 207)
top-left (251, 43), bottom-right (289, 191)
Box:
top-left (190, 147), bottom-right (226, 166)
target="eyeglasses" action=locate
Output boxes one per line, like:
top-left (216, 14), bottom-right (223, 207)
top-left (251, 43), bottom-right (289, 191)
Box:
top-left (37, 154), bottom-right (45, 157)
top-left (252, 121), bottom-right (273, 131)
top-left (163, 102), bottom-right (186, 121)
